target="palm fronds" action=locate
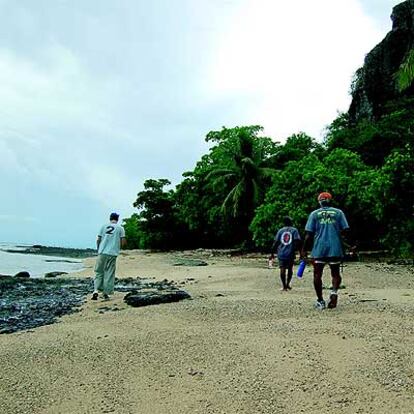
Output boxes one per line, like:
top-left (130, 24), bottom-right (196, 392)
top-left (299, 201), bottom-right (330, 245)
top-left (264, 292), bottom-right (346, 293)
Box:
top-left (396, 49), bottom-right (414, 92)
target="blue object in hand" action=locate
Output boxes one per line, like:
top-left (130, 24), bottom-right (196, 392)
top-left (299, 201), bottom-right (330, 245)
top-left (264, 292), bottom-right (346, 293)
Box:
top-left (297, 260), bottom-right (306, 278)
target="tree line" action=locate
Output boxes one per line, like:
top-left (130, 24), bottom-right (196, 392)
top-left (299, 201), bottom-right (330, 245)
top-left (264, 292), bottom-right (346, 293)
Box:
top-left (123, 56), bottom-right (414, 257)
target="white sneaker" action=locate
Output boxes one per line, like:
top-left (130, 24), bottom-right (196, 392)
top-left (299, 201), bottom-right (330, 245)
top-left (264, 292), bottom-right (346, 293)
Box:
top-left (315, 300), bottom-right (326, 310)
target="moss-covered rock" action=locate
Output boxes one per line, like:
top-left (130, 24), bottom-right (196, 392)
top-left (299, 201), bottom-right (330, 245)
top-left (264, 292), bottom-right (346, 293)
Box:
top-left (349, 0), bottom-right (414, 123)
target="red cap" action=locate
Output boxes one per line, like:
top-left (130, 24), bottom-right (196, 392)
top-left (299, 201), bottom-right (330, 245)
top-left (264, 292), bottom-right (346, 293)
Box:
top-left (318, 192), bottom-right (332, 202)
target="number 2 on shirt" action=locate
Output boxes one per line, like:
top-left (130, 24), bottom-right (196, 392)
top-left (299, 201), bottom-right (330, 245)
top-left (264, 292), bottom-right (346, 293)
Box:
top-left (105, 226), bottom-right (115, 235)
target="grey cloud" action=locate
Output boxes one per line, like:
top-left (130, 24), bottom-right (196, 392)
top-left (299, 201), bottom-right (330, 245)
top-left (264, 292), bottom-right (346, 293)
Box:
top-left (0, 0), bottom-right (397, 246)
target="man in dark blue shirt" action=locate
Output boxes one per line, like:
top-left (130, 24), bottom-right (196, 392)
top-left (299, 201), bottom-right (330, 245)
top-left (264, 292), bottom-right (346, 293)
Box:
top-left (270, 216), bottom-right (301, 291)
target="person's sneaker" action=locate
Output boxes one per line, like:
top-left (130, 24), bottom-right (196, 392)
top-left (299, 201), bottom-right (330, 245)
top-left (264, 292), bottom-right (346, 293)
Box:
top-left (315, 299), bottom-right (326, 310)
top-left (327, 293), bottom-right (338, 309)
top-left (102, 293), bottom-right (110, 301)
top-left (91, 292), bottom-right (99, 300)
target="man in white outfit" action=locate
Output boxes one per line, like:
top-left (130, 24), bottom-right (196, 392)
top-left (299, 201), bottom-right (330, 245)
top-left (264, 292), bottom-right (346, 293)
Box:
top-left (91, 212), bottom-right (127, 301)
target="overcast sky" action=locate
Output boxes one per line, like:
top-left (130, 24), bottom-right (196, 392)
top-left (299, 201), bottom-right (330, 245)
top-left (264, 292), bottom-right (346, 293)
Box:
top-left (0, 0), bottom-right (402, 247)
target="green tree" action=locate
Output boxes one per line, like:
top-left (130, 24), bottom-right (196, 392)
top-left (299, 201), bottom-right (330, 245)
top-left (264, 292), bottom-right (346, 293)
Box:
top-left (396, 48), bottom-right (414, 92)
top-left (375, 145), bottom-right (414, 256)
top-left (122, 213), bottom-right (142, 249)
top-left (250, 149), bottom-right (383, 250)
top-left (206, 126), bottom-right (277, 245)
top-left (132, 179), bottom-right (177, 249)
top-left (266, 132), bottom-right (324, 169)
top-left (325, 105), bottom-right (414, 166)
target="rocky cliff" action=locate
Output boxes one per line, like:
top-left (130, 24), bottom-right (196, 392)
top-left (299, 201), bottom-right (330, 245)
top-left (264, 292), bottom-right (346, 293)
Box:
top-left (348, 0), bottom-right (414, 123)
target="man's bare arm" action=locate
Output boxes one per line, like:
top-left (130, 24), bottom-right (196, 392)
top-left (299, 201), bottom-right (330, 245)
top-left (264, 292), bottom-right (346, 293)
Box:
top-left (121, 237), bottom-right (127, 249)
top-left (96, 236), bottom-right (102, 250)
top-left (295, 238), bottom-right (303, 256)
top-left (301, 231), bottom-right (313, 258)
top-left (269, 240), bottom-right (280, 259)
top-left (341, 229), bottom-right (357, 255)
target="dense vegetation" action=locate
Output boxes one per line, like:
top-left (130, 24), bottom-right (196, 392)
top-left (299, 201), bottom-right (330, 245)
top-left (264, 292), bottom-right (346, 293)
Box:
top-left (124, 108), bottom-right (413, 256)
top-left (124, 27), bottom-right (414, 257)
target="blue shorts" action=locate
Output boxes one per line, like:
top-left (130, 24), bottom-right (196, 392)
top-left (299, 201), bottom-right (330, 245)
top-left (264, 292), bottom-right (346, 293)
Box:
top-left (278, 258), bottom-right (294, 269)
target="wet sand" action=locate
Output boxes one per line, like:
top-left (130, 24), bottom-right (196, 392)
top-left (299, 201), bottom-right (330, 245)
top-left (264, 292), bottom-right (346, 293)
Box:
top-left (0, 251), bottom-right (413, 414)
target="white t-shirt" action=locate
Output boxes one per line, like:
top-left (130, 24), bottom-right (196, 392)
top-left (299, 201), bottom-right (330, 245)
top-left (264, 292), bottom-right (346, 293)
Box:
top-left (97, 222), bottom-right (125, 256)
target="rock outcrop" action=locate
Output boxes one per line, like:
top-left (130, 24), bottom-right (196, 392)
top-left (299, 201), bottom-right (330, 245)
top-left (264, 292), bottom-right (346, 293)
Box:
top-left (124, 290), bottom-right (191, 307)
top-left (0, 276), bottom-right (181, 334)
top-left (349, 0), bottom-right (414, 123)
top-left (44, 271), bottom-right (68, 278)
top-left (14, 271), bottom-right (30, 278)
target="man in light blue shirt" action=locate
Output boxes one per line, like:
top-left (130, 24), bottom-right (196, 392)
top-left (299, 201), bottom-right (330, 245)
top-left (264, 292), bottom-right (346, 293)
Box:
top-left (91, 212), bottom-right (127, 301)
top-left (302, 192), bottom-right (349, 310)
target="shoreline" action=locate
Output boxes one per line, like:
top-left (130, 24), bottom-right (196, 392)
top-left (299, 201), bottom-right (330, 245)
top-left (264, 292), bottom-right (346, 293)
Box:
top-left (0, 244), bottom-right (94, 278)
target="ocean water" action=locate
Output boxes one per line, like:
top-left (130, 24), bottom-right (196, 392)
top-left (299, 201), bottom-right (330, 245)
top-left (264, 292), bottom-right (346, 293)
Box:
top-left (0, 243), bottom-right (85, 278)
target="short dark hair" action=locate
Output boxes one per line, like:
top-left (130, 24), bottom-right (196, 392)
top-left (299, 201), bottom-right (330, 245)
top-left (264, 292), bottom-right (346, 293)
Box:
top-left (283, 216), bottom-right (293, 226)
top-left (110, 212), bottom-right (119, 221)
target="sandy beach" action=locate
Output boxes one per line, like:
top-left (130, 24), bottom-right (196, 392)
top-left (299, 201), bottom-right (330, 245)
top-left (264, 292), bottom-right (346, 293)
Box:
top-left (0, 251), bottom-right (413, 414)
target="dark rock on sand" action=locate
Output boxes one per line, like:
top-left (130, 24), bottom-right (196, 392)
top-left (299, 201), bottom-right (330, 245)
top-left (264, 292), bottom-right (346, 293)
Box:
top-left (44, 259), bottom-right (81, 264)
top-left (387, 259), bottom-right (414, 266)
top-left (14, 271), bottom-right (30, 278)
top-left (124, 290), bottom-right (191, 307)
top-left (114, 277), bottom-right (176, 292)
top-left (45, 271), bottom-right (69, 278)
top-left (96, 305), bottom-right (121, 314)
top-left (173, 259), bottom-right (208, 267)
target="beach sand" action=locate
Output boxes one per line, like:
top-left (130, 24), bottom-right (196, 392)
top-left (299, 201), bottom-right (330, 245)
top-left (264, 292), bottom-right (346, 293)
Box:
top-left (0, 251), bottom-right (413, 414)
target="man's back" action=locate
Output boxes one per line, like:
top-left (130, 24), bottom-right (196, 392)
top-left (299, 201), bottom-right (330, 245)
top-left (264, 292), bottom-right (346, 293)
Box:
top-left (305, 207), bottom-right (349, 258)
top-left (274, 226), bottom-right (300, 259)
top-left (98, 222), bottom-right (125, 256)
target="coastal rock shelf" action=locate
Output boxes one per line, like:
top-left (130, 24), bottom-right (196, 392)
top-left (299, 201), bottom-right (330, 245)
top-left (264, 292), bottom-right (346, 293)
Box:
top-left (0, 277), bottom-right (92, 334)
top-left (0, 276), bottom-right (190, 334)
top-left (1, 245), bottom-right (97, 258)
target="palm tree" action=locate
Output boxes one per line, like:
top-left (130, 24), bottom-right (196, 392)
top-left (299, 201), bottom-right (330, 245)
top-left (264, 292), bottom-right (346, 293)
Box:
top-left (207, 129), bottom-right (276, 221)
top-left (396, 48), bottom-right (414, 92)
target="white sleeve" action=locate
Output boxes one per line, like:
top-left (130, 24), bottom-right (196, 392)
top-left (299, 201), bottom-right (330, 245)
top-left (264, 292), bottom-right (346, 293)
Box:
top-left (98, 225), bottom-right (105, 237)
